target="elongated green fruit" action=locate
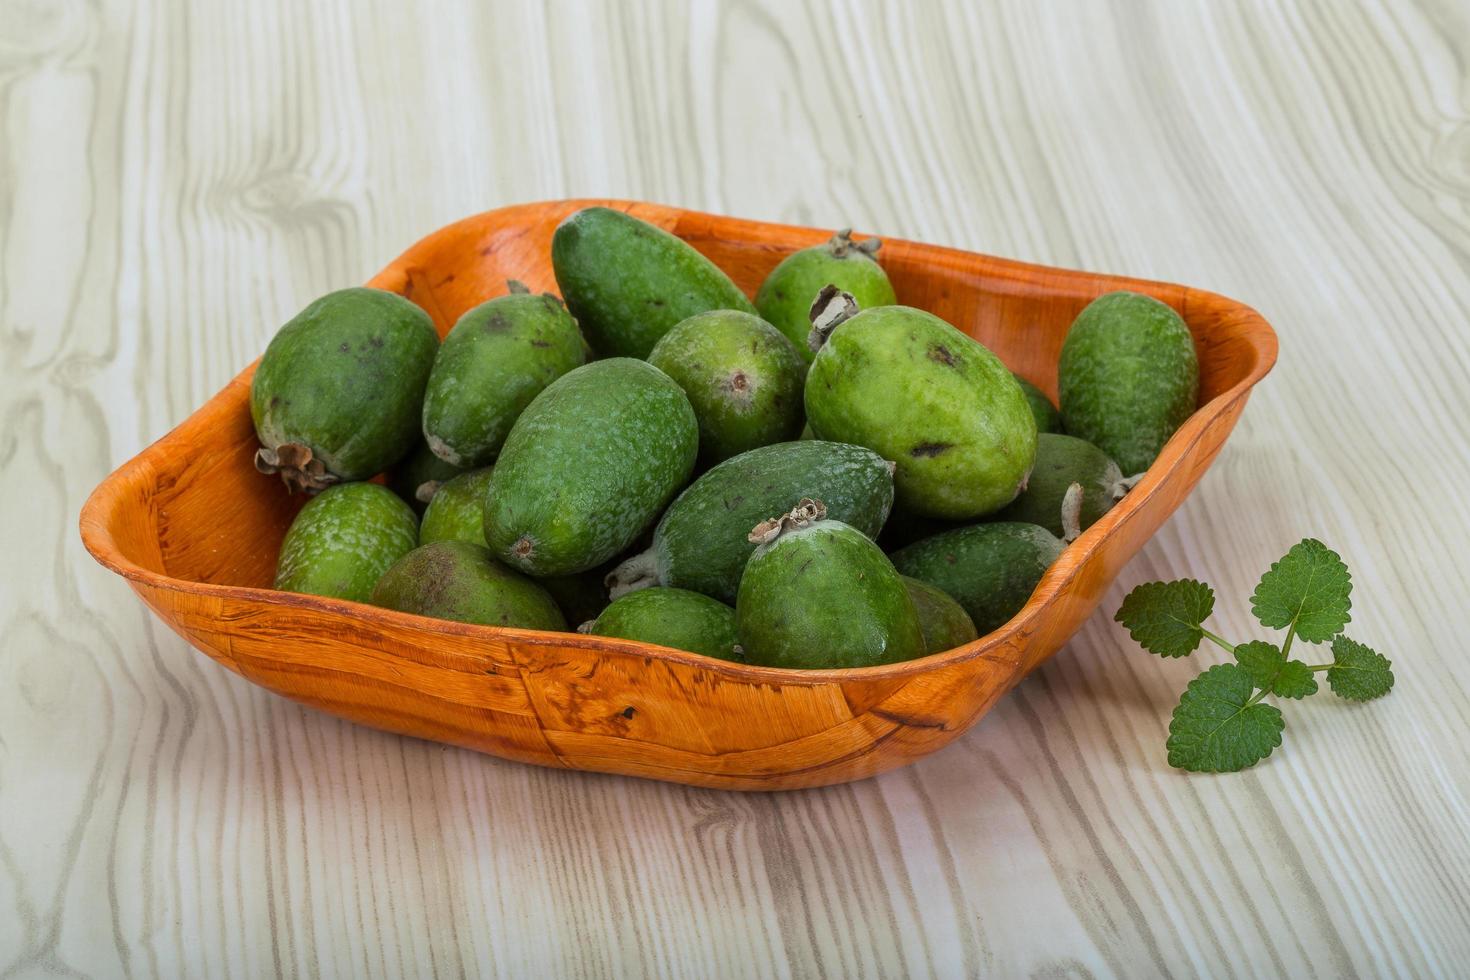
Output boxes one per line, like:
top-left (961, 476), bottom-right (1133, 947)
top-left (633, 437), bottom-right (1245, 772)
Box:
top-left (483, 358), bottom-right (698, 576)
top-left (607, 440), bottom-right (895, 604)
top-left (584, 587), bottom-right (741, 660)
top-left (551, 207), bottom-right (756, 358)
top-left (418, 467), bottom-right (494, 545)
top-left (902, 576), bottom-right (978, 653)
top-left (737, 501), bottom-right (924, 669)
top-left (421, 282), bottom-right (585, 468)
top-left (1013, 373), bottom-right (1061, 434)
top-left (994, 433), bottom-right (1127, 540)
top-left (370, 540), bottom-right (566, 630)
top-left (647, 310), bottom-right (805, 464)
top-left (1058, 291), bottom-right (1199, 475)
top-left (805, 300), bottom-right (1036, 519)
top-left (755, 229), bottom-right (896, 363)
top-left (274, 483), bottom-right (419, 602)
top-left (251, 287), bottom-right (439, 492)
top-left (891, 523), bottom-right (1063, 635)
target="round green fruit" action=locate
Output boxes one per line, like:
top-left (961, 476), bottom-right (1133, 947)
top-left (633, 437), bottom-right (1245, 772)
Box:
top-left (421, 282), bottom-right (585, 468)
top-left (647, 310), bottom-right (805, 464)
top-left (483, 358), bottom-right (698, 576)
top-left (1058, 290), bottom-right (1199, 476)
top-left (418, 467), bottom-right (494, 545)
top-left (755, 229), bottom-right (896, 364)
top-left (736, 500), bottom-right (924, 669)
top-left (273, 482), bottom-right (419, 602)
top-left (891, 523), bottom-right (1063, 636)
top-left (584, 587), bottom-right (741, 660)
top-left (251, 287), bottom-right (439, 492)
top-left (370, 540), bottom-right (566, 630)
top-left (805, 300), bottom-right (1036, 519)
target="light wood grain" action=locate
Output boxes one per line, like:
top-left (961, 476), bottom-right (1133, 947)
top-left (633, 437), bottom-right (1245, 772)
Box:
top-left (4, 0), bottom-right (1468, 975)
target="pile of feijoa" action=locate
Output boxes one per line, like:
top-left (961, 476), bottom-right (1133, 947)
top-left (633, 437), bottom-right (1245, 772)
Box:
top-left (255, 206), bottom-right (1199, 669)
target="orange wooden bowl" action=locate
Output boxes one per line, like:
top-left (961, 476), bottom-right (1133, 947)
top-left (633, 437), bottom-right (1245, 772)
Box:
top-left (79, 200), bottom-right (1276, 790)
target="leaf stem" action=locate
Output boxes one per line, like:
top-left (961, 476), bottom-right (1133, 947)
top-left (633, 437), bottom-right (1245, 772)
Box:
top-left (1307, 662), bottom-right (1335, 672)
top-left (1281, 625), bottom-right (1297, 660)
top-left (1201, 629), bottom-right (1236, 654)
top-left (1244, 688), bottom-right (1270, 707)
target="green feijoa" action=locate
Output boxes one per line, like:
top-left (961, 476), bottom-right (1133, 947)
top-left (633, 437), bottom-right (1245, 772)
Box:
top-left (483, 358), bottom-right (698, 576)
top-left (1058, 290), bottom-right (1200, 475)
top-left (606, 440), bottom-right (895, 604)
top-left (876, 507), bottom-right (959, 552)
top-left (805, 300), bottom-right (1037, 519)
top-left (251, 287), bottom-right (439, 492)
top-left (583, 587), bottom-right (741, 660)
top-left (736, 501), bottom-right (924, 669)
top-left (551, 207), bottom-right (757, 359)
top-left (421, 282), bottom-right (586, 468)
top-left (370, 540), bottom-right (566, 630)
top-left (891, 523), bottom-right (1064, 636)
top-left (993, 433), bottom-right (1127, 540)
top-left (647, 310), bottom-right (805, 464)
top-left (418, 467), bottom-right (494, 545)
top-left (274, 482), bottom-right (419, 602)
top-left (902, 576), bottom-right (978, 654)
top-left (1013, 373), bottom-right (1061, 434)
top-left (387, 439), bottom-right (467, 515)
top-left (755, 229), bottom-right (897, 364)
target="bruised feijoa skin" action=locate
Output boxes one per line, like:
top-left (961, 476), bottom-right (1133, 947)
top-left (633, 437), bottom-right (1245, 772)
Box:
top-left (647, 310), bottom-right (805, 464)
top-left (251, 287), bottom-right (439, 493)
top-left (902, 576), bottom-right (978, 654)
top-left (370, 540), bottom-right (566, 630)
top-left (994, 433), bottom-right (1128, 540)
top-left (551, 207), bottom-right (757, 359)
top-left (417, 467), bottom-right (494, 545)
top-left (387, 439), bottom-right (467, 515)
top-left (483, 358), bottom-right (699, 577)
top-left (755, 229), bottom-right (897, 364)
top-left (1058, 290), bottom-right (1200, 476)
top-left (274, 482), bottom-right (419, 602)
top-left (1013, 373), bottom-right (1062, 434)
top-left (736, 500), bottom-right (924, 669)
top-left (890, 522), bottom-right (1064, 636)
top-left (607, 440), bottom-right (895, 604)
top-left (804, 299), bottom-right (1037, 519)
top-left (421, 282), bottom-right (586, 468)
top-left (582, 587), bottom-right (741, 661)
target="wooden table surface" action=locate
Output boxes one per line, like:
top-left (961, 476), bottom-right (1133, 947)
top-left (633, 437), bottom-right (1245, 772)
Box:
top-left (4, 1), bottom-right (1468, 976)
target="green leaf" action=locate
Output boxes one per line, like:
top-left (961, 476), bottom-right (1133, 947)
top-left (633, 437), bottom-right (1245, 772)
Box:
top-left (1233, 640), bottom-right (1319, 699)
top-left (1326, 636), bottom-right (1394, 701)
top-left (1115, 580), bottom-right (1215, 657)
top-left (1250, 539), bottom-right (1352, 642)
top-left (1167, 664), bottom-right (1285, 772)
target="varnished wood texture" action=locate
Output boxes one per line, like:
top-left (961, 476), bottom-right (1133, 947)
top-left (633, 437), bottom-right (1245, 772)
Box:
top-left (8, 0), bottom-right (1470, 975)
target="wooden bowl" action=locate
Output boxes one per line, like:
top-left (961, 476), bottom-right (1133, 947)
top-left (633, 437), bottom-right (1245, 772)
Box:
top-left (79, 200), bottom-right (1276, 791)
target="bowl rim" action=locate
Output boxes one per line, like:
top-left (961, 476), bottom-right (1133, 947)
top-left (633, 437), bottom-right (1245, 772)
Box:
top-left (78, 198), bottom-right (1278, 687)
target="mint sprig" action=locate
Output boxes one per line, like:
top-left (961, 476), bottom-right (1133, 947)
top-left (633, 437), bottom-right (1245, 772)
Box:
top-left (1116, 539), bottom-right (1393, 773)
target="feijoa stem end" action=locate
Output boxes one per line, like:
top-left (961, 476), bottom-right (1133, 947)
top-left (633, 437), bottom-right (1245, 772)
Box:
top-left (507, 280), bottom-right (531, 294)
top-left (606, 549), bottom-right (658, 599)
top-left (807, 286), bottom-right (859, 353)
top-left (1060, 482), bottom-right (1085, 543)
top-left (254, 442), bottom-right (337, 494)
top-left (827, 228), bottom-right (882, 259)
top-left (748, 498), bottom-right (827, 545)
